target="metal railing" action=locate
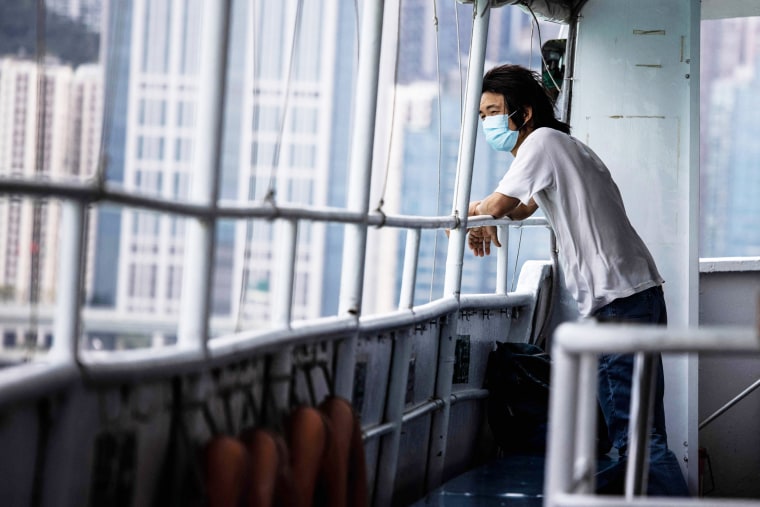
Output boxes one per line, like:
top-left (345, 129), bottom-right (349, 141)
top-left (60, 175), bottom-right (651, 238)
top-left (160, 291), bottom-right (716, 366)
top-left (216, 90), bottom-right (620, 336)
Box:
top-left (545, 322), bottom-right (760, 507)
top-left (0, 1), bottom-right (560, 504)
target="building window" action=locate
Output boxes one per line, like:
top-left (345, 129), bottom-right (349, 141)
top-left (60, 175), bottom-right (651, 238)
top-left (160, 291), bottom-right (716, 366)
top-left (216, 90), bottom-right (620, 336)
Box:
top-left (138, 99), bottom-right (167, 126)
top-left (136, 137), bottom-right (165, 161)
top-left (3, 331), bottom-right (16, 348)
top-left (700, 16), bottom-right (760, 257)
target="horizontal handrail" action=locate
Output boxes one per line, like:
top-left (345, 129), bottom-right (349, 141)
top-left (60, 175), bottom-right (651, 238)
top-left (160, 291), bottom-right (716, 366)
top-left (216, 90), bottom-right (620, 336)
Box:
top-left (363, 388), bottom-right (489, 440)
top-left (0, 176), bottom-right (549, 230)
top-left (553, 323), bottom-right (759, 354)
top-left (699, 376), bottom-right (760, 430)
top-left (0, 293), bottom-right (527, 395)
top-left (547, 322), bottom-right (760, 507)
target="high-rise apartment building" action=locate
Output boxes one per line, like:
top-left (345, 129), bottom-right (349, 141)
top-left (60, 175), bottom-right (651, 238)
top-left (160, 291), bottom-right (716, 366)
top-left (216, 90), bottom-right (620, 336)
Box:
top-left (0, 58), bottom-right (102, 350)
top-left (700, 17), bottom-right (760, 257)
top-left (90, 0), bottom-right (349, 334)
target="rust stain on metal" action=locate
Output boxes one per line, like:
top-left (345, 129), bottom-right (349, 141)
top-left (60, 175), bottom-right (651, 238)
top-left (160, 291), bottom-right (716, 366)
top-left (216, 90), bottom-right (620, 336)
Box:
top-left (633, 29), bottom-right (666, 35)
top-left (607, 115), bottom-right (666, 120)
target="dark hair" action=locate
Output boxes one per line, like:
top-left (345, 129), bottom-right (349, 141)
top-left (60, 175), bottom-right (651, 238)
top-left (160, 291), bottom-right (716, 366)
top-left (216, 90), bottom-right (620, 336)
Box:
top-left (482, 64), bottom-right (570, 134)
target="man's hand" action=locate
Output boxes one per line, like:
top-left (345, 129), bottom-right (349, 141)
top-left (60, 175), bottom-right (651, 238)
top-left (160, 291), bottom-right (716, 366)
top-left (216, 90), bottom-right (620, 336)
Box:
top-left (467, 226), bottom-right (501, 256)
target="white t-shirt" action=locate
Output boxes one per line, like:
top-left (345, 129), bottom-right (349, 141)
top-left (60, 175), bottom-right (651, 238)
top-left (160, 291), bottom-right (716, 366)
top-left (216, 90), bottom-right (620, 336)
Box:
top-left (495, 127), bottom-right (663, 316)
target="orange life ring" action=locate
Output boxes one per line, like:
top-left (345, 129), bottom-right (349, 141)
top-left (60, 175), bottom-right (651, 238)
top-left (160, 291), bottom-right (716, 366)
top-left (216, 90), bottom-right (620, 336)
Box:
top-left (318, 397), bottom-right (368, 507)
top-left (203, 435), bottom-right (249, 507)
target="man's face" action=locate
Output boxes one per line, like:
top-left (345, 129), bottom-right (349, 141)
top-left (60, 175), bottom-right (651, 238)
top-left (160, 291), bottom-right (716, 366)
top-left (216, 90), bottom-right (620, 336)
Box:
top-left (479, 92), bottom-right (514, 125)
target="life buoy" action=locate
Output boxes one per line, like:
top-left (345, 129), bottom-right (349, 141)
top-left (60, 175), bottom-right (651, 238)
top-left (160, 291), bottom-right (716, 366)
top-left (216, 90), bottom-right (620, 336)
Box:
top-left (203, 435), bottom-right (249, 507)
top-left (318, 397), bottom-right (368, 507)
top-left (240, 427), bottom-right (294, 507)
top-left (286, 406), bottom-right (329, 507)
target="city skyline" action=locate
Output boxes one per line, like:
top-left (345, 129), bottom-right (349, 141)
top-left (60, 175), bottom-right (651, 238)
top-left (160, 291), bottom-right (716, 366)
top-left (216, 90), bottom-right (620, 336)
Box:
top-left (1, 3), bottom-right (757, 354)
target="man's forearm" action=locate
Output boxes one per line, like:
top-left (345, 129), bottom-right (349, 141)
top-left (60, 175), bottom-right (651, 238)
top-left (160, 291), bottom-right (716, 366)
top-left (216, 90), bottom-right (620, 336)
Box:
top-left (474, 192), bottom-right (520, 218)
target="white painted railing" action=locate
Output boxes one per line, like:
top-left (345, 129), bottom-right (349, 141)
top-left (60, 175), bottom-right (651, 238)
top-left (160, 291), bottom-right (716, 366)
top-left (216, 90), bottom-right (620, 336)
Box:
top-left (545, 322), bottom-right (760, 507)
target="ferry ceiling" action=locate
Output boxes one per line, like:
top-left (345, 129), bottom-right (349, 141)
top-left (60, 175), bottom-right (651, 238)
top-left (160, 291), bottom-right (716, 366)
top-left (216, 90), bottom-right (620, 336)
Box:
top-left (458, 0), bottom-right (584, 23)
top-left (462, 0), bottom-right (760, 21)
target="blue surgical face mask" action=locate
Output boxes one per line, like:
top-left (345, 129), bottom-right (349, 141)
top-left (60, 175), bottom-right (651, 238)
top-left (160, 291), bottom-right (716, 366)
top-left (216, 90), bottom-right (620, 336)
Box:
top-left (482, 111), bottom-right (519, 152)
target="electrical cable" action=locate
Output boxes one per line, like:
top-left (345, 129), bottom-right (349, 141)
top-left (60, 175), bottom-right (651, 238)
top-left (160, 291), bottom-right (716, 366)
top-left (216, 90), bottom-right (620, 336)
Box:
top-left (524, 4), bottom-right (564, 348)
top-left (375, 0), bottom-right (403, 212)
top-left (525, 4), bottom-right (562, 93)
top-left (266, 0), bottom-right (305, 201)
top-left (235, 0), bottom-right (305, 331)
top-left (454, 0), bottom-right (464, 121)
top-left (450, 0), bottom-right (487, 216)
top-left (429, 0), bottom-right (444, 302)
top-left (96, 0), bottom-right (127, 187)
top-left (510, 227), bottom-right (524, 292)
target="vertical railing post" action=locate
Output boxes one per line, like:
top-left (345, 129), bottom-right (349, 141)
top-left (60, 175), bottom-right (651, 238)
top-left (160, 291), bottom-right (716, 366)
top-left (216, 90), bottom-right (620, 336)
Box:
top-left (271, 219), bottom-right (298, 412)
top-left (442, 0), bottom-right (490, 299)
top-left (177, 0), bottom-right (230, 352)
top-left (545, 339), bottom-right (580, 506)
top-left (334, 0), bottom-right (385, 400)
top-left (374, 230), bottom-right (420, 504)
top-left (426, 0), bottom-right (490, 491)
top-left (625, 352), bottom-right (657, 498)
top-left (51, 201), bottom-right (85, 363)
top-left (495, 224), bottom-right (510, 294)
top-left (574, 352), bottom-right (599, 494)
top-left (398, 229), bottom-right (421, 309)
top-left (373, 328), bottom-right (414, 507)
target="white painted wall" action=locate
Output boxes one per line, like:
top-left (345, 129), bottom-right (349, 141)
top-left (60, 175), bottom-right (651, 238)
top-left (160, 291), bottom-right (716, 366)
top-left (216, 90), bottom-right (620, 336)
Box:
top-left (569, 0), bottom-right (701, 492)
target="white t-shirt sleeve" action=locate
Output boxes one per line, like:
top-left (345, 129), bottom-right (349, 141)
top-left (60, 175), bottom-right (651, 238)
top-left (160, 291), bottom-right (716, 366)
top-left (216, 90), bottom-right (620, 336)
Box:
top-left (493, 130), bottom-right (555, 205)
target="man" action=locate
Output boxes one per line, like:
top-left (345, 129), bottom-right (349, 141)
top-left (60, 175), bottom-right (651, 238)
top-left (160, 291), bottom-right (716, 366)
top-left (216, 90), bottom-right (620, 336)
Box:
top-left (469, 64), bottom-right (688, 496)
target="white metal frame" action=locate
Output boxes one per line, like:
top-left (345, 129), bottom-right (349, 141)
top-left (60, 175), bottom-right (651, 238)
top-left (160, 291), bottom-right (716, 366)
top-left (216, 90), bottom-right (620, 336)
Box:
top-left (0, 1), bottom-right (559, 503)
top-left (545, 322), bottom-right (760, 507)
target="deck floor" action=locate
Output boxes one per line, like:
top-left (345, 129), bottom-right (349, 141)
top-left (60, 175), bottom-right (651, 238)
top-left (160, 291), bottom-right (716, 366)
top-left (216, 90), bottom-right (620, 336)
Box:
top-left (411, 453), bottom-right (626, 506)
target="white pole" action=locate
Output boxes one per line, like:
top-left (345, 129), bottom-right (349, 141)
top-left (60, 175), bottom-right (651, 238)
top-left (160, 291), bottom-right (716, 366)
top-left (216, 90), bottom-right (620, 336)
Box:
top-left (334, 0), bottom-right (385, 399)
top-left (425, 0), bottom-right (491, 491)
top-left (398, 229), bottom-right (421, 309)
top-left (177, 0), bottom-right (230, 351)
top-left (545, 344), bottom-right (580, 506)
top-left (51, 201), bottom-right (85, 362)
top-left (442, 0), bottom-right (490, 298)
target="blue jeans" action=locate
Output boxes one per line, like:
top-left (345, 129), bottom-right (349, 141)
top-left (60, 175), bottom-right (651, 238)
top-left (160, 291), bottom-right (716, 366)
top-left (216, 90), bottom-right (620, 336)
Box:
top-left (593, 286), bottom-right (689, 496)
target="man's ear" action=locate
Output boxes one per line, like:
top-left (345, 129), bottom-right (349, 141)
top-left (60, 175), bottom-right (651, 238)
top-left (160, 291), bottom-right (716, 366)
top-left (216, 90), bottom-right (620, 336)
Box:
top-left (522, 105), bottom-right (534, 126)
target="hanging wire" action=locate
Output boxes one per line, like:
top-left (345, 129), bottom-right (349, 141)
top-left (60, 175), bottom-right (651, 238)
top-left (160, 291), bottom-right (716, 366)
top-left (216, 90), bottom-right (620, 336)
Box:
top-left (454, 0), bottom-right (464, 121)
top-left (95, 0), bottom-right (127, 187)
top-left (528, 13), bottom-right (535, 70)
top-left (235, 0), bottom-right (305, 331)
top-left (352, 0), bottom-right (360, 64)
top-left (375, 0), bottom-right (403, 213)
top-left (450, 0), bottom-right (486, 213)
top-left (510, 227), bottom-right (524, 292)
top-left (525, 4), bottom-right (562, 93)
top-left (265, 0), bottom-right (305, 201)
top-left (428, 0), bottom-right (444, 302)
top-left (236, 0), bottom-right (262, 332)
